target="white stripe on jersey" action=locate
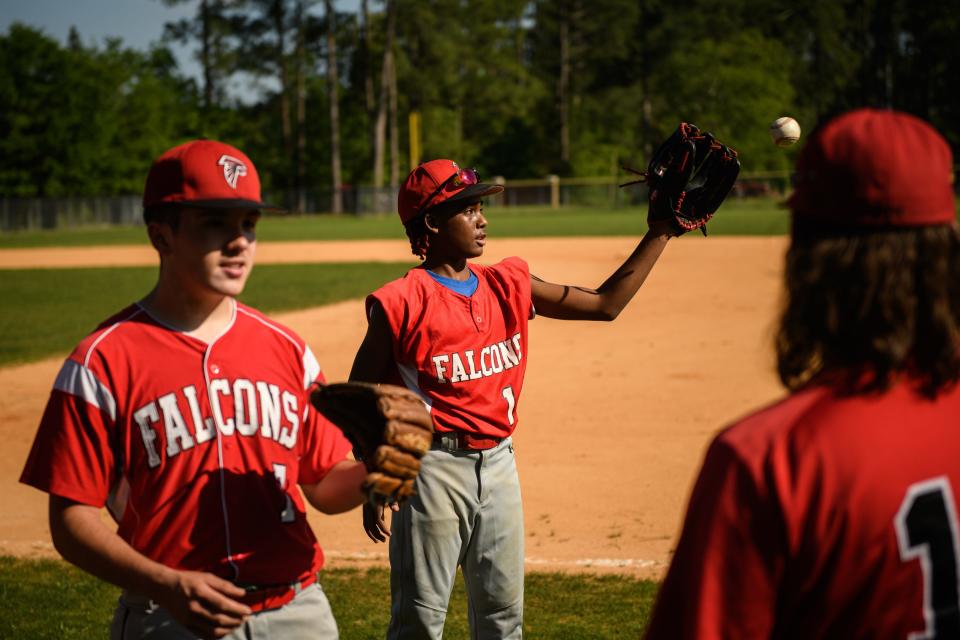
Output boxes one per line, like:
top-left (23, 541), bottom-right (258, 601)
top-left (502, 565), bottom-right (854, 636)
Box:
top-left (237, 306), bottom-right (303, 355)
top-left (83, 307), bottom-right (144, 368)
top-left (54, 359), bottom-right (118, 421)
top-left (397, 362), bottom-right (433, 411)
top-left (237, 306), bottom-right (322, 391)
top-left (303, 346), bottom-right (321, 390)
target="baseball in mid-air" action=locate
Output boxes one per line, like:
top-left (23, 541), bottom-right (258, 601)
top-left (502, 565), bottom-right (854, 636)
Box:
top-left (770, 116), bottom-right (801, 147)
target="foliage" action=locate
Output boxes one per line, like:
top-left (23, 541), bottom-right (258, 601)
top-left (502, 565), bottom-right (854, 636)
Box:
top-left (2, 0), bottom-right (959, 198)
top-left (652, 30), bottom-right (796, 171)
top-left (0, 25), bottom-right (200, 197)
top-left (0, 556), bottom-right (659, 640)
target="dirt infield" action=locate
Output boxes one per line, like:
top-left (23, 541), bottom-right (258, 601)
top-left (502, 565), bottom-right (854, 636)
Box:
top-left (0, 236), bottom-right (788, 577)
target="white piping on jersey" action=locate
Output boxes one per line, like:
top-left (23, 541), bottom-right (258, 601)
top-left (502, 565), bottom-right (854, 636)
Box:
top-left (237, 306), bottom-right (320, 390)
top-left (203, 300), bottom-right (241, 580)
top-left (83, 306), bottom-right (145, 368)
top-left (54, 359), bottom-right (118, 421)
top-left (65, 306), bottom-right (140, 529)
top-left (396, 362), bottom-right (433, 411)
top-left (237, 306), bottom-right (302, 354)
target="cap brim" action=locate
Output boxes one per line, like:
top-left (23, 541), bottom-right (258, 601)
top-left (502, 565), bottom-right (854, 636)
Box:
top-left (158, 198), bottom-right (287, 213)
top-left (426, 183), bottom-right (504, 216)
top-left (448, 182), bottom-right (504, 203)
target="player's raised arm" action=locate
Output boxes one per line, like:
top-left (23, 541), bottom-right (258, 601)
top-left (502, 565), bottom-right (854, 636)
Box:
top-left (533, 123), bottom-right (740, 322)
top-left (530, 220), bottom-right (672, 321)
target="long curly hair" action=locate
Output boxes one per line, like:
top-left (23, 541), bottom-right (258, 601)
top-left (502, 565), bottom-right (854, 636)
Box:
top-left (776, 223), bottom-right (960, 398)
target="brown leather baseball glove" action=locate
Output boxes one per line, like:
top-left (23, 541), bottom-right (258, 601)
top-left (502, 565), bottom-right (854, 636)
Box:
top-left (310, 382), bottom-right (434, 505)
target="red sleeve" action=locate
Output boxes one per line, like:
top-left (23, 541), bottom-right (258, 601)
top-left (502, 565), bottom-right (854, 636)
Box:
top-left (366, 280), bottom-right (411, 363)
top-left (495, 257), bottom-right (533, 319)
top-left (297, 369), bottom-right (353, 485)
top-left (644, 437), bottom-right (785, 639)
top-left (19, 362), bottom-right (117, 507)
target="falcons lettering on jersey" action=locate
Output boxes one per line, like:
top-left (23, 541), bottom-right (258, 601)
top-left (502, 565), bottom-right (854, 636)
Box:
top-left (218, 154), bottom-right (248, 189)
top-left (133, 377), bottom-right (302, 468)
top-left (431, 332), bottom-right (523, 384)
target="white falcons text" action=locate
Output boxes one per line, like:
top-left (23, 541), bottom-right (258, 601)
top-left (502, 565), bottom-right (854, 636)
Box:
top-left (431, 332), bottom-right (523, 384)
top-left (133, 378), bottom-right (301, 468)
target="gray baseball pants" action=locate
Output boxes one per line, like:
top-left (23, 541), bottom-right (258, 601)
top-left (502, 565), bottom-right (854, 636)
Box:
top-left (387, 436), bottom-right (524, 640)
top-left (110, 581), bottom-right (339, 639)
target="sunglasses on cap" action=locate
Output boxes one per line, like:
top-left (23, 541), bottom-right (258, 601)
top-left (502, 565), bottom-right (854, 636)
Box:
top-left (419, 167), bottom-right (480, 216)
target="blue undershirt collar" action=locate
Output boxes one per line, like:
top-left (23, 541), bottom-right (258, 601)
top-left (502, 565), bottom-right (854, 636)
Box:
top-left (426, 268), bottom-right (479, 297)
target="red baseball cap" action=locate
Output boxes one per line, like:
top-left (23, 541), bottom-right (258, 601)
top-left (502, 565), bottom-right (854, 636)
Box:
top-left (789, 108), bottom-right (955, 227)
top-left (398, 159), bottom-right (504, 224)
top-left (143, 139), bottom-right (282, 211)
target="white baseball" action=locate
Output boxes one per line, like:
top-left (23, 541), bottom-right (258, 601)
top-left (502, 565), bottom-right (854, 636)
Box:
top-left (770, 116), bottom-right (801, 147)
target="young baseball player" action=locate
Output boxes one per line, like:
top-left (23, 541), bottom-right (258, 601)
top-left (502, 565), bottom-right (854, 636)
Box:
top-left (644, 109), bottom-right (960, 638)
top-left (19, 140), bottom-right (370, 639)
top-left (349, 159), bottom-right (676, 639)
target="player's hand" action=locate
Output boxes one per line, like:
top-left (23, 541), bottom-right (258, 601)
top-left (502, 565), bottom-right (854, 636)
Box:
top-left (157, 570), bottom-right (252, 638)
top-left (362, 501), bottom-right (397, 543)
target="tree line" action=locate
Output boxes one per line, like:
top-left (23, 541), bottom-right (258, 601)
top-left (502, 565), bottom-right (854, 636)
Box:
top-left (2, 0), bottom-right (957, 210)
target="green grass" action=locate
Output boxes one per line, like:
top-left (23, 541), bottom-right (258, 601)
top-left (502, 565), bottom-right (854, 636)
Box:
top-left (0, 557), bottom-right (658, 639)
top-left (0, 262), bottom-right (411, 366)
top-left (0, 200), bottom-right (791, 248)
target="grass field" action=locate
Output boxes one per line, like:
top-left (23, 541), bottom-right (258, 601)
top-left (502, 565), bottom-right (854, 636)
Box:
top-left (0, 262), bottom-right (411, 366)
top-left (0, 200), bottom-right (791, 248)
top-left (0, 557), bottom-right (658, 639)
top-left (0, 200), bottom-right (793, 366)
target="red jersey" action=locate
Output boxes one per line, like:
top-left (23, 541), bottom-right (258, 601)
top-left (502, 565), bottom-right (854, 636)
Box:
top-left (368, 258), bottom-right (532, 439)
top-left (645, 379), bottom-right (960, 639)
top-left (20, 301), bottom-right (352, 585)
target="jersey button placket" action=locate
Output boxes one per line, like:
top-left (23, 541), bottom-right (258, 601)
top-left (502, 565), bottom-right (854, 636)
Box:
top-left (469, 299), bottom-right (484, 332)
top-left (207, 349), bottom-right (235, 459)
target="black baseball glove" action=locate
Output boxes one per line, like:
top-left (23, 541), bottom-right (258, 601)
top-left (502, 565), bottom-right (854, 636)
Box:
top-left (621, 122), bottom-right (740, 236)
top-left (310, 382), bottom-right (434, 505)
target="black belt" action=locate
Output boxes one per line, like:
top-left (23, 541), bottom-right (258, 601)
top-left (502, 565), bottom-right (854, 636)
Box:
top-left (433, 431), bottom-right (503, 451)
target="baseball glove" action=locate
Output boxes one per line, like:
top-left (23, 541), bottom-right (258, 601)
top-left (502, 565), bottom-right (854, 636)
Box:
top-left (621, 122), bottom-right (740, 236)
top-left (310, 382), bottom-right (434, 505)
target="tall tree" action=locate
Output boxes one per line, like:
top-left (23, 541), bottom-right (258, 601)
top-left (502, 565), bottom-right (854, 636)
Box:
top-left (372, 0), bottom-right (395, 188)
top-left (274, 0), bottom-right (294, 162)
top-left (388, 21), bottom-right (399, 187)
top-left (557, 5), bottom-right (570, 166)
top-left (295, 0), bottom-right (310, 212)
top-left (324, 0), bottom-right (342, 213)
top-left (360, 0), bottom-right (376, 115)
top-left (160, 0), bottom-right (236, 114)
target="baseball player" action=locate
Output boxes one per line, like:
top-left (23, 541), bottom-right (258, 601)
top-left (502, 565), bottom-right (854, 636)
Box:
top-left (19, 140), bottom-right (370, 639)
top-left (348, 159), bottom-right (676, 639)
top-left (644, 109), bottom-right (960, 638)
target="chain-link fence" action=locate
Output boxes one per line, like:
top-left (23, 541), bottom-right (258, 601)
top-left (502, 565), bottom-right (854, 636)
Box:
top-left (0, 172), bottom-right (798, 232)
top-left (0, 195), bottom-right (142, 232)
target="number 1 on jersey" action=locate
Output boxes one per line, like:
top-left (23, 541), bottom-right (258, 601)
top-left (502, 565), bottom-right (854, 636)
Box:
top-left (272, 463), bottom-right (296, 523)
top-left (895, 476), bottom-right (960, 639)
top-left (501, 386), bottom-right (516, 426)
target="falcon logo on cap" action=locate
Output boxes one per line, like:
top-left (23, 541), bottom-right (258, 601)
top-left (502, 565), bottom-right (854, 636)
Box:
top-left (218, 155), bottom-right (248, 189)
